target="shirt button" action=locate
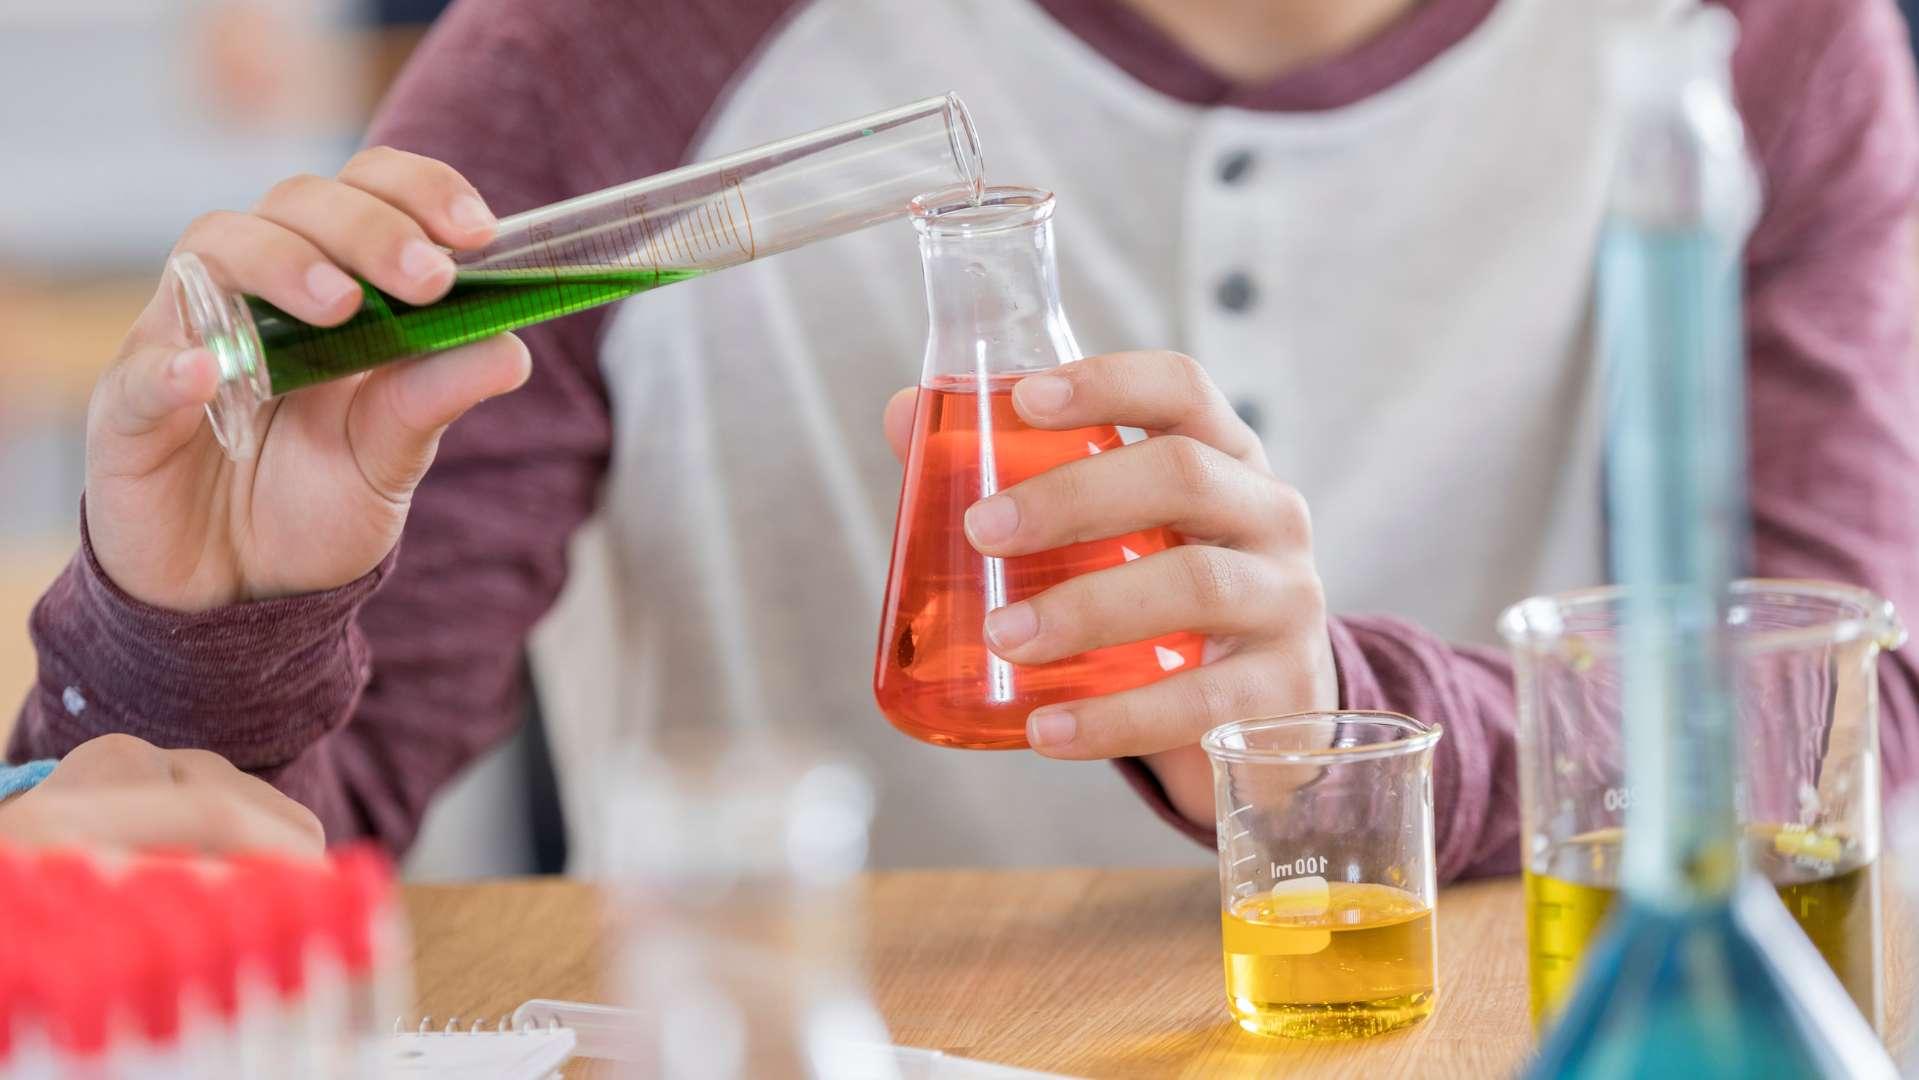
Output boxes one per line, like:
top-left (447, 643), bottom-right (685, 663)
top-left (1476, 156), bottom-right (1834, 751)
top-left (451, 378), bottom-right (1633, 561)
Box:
top-left (1218, 149), bottom-right (1254, 185)
top-left (1216, 271), bottom-right (1256, 313)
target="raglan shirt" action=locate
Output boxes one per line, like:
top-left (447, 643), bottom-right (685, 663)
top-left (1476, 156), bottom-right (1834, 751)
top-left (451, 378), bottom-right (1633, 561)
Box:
top-left (13, 0), bottom-right (1919, 883)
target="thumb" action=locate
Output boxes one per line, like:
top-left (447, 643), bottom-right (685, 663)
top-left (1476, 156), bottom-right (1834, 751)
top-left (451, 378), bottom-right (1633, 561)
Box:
top-left (346, 333), bottom-right (532, 501)
top-left (883, 386), bottom-right (918, 464)
top-left (88, 346), bottom-right (221, 464)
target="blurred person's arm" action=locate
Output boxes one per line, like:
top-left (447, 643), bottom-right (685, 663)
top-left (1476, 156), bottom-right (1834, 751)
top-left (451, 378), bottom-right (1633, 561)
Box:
top-left (12, 0), bottom-right (799, 849)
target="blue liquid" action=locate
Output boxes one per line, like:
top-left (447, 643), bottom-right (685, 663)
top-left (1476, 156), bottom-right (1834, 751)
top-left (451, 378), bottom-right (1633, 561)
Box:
top-left (1534, 882), bottom-right (1851, 1077)
top-left (1533, 222), bottom-right (1887, 1076)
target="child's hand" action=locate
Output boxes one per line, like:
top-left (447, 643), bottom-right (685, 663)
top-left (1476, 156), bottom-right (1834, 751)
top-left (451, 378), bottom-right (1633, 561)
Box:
top-left (0, 734), bottom-right (324, 855)
top-left (883, 351), bottom-right (1336, 824)
top-left (87, 147), bottom-right (531, 613)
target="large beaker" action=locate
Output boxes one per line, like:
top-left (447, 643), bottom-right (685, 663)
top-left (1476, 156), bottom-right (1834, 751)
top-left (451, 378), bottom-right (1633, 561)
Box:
top-left (1503, 579), bottom-right (1903, 1026)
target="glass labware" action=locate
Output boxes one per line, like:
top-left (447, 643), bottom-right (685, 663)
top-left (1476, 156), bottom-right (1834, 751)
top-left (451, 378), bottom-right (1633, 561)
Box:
top-left (872, 185), bottom-right (1202, 750)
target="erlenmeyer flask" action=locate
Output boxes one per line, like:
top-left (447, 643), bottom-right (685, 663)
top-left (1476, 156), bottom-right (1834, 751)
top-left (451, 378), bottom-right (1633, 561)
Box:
top-left (874, 186), bottom-right (1204, 749)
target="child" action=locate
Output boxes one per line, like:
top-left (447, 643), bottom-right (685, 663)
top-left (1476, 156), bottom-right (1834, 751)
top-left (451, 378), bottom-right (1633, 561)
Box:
top-left (13, 0), bottom-right (1919, 878)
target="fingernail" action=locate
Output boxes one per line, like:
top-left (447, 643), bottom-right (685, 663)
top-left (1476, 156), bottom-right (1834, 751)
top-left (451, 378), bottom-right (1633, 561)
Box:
top-left (964, 495), bottom-right (1019, 546)
top-left (983, 602), bottom-right (1038, 652)
top-left (449, 195), bottom-right (495, 232)
top-left (400, 239), bottom-right (452, 283)
top-left (1029, 708), bottom-right (1077, 748)
top-left (168, 348), bottom-right (207, 383)
top-left (1014, 374), bottom-right (1072, 416)
top-left (305, 263), bottom-right (360, 308)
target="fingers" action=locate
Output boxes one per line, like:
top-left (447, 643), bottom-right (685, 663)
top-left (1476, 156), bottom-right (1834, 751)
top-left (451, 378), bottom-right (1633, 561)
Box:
top-left (174, 209), bottom-right (365, 326)
top-left (39, 732), bottom-right (174, 788)
top-left (983, 547), bottom-right (1314, 665)
top-left (336, 145), bottom-right (496, 249)
top-left (19, 787), bottom-right (323, 856)
top-left (90, 346), bottom-right (221, 445)
top-left (345, 333), bottom-right (532, 501)
top-left (1025, 645), bottom-right (1332, 759)
top-left (251, 172), bottom-right (457, 306)
top-left (965, 435), bottom-right (1310, 556)
top-left (13, 736), bottom-right (326, 856)
top-left (162, 748), bottom-right (327, 851)
top-left (883, 386), bottom-right (918, 464)
top-left (1011, 351), bottom-right (1268, 468)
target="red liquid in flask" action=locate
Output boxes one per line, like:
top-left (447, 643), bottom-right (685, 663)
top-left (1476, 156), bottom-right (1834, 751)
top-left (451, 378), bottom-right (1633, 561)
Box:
top-left (874, 374), bottom-right (1206, 749)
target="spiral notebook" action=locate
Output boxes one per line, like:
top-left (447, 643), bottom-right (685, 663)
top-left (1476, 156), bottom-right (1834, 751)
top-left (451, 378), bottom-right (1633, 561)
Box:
top-left (390, 999), bottom-right (1071, 1079)
top-left (388, 1023), bottom-right (576, 1079)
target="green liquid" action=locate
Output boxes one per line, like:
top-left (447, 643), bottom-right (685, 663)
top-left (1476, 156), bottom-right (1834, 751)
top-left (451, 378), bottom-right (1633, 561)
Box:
top-left (247, 267), bottom-right (701, 394)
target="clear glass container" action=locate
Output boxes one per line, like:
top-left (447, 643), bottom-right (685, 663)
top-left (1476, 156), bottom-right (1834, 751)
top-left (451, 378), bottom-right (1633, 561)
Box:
top-left (1202, 712), bottom-right (1441, 1040)
top-left (589, 731), bottom-right (893, 1079)
top-left (1503, 580), bottom-right (1903, 1027)
top-left (166, 94), bottom-right (981, 459)
top-left (872, 185), bottom-right (1202, 749)
top-left (1525, 10), bottom-right (1895, 1076)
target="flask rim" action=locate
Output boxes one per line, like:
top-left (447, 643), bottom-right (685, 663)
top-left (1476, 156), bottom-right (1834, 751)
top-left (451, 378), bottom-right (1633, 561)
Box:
top-left (910, 184), bottom-right (1055, 238)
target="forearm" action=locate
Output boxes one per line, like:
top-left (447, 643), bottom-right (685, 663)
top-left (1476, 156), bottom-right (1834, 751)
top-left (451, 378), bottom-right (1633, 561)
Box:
top-left (11, 512), bottom-right (388, 775)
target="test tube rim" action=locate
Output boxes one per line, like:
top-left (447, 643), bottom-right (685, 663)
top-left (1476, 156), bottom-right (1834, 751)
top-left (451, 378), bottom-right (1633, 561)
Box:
top-left (1201, 710), bottom-right (1442, 767)
top-left (1496, 577), bottom-right (1904, 657)
top-left (942, 92), bottom-right (985, 202)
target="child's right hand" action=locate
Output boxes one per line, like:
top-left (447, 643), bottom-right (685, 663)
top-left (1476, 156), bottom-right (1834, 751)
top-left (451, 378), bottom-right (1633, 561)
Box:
top-left (86, 148), bottom-right (532, 612)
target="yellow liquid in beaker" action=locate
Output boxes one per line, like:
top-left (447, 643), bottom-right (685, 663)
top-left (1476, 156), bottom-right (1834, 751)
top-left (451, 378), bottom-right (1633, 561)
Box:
top-left (1221, 881), bottom-right (1435, 1039)
top-left (1525, 826), bottom-right (1881, 1026)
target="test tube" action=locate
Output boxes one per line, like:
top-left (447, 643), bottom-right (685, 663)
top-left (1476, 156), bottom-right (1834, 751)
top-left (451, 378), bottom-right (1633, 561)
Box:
top-left (167, 93), bottom-right (983, 459)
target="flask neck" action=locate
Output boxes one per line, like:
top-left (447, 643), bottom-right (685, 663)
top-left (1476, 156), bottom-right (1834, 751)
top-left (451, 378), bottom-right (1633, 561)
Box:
top-left (913, 186), bottom-right (1080, 383)
top-left (1602, 9), bottom-right (1756, 910)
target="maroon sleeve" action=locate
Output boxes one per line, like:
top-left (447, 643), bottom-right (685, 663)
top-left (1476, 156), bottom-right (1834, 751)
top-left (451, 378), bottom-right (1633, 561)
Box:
top-left (11, 0), bottom-right (802, 850)
top-left (1127, 0), bottom-right (1919, 883)
top-left (14, 512), bottom-right (393, 774)
top-left (1733, 0), bottom-right (1919, 788)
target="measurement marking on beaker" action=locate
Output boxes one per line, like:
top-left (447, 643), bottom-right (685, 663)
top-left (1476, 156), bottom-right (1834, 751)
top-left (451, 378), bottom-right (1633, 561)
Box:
top-left (669, 215), bottom-right (693, 262)
top-left (633, 203), bottom-right (666, 280)
top-left (1227, 804), bottom-right (1254, 819)
top-left (618, 222), bottom-right (644, 270)
top-left (728, 174), bottom-right (757, 259)
top-left (1230, 854), bottom-right (1258, 867)
top-left (695, 204), bottom-right (717, 252)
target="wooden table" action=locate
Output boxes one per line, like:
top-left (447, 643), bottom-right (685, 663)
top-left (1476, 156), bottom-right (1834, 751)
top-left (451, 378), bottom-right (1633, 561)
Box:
top-left (405, 869), bottom-right (1912, 1078)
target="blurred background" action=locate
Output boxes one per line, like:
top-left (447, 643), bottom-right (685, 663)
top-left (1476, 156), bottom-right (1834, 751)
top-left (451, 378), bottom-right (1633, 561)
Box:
top-left (0, 0), bottom-right (566, 880)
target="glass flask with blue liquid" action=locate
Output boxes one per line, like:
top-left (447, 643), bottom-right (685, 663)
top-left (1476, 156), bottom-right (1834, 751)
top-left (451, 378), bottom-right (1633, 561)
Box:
top-left (1528, 9), bottom-right (1896, 1078)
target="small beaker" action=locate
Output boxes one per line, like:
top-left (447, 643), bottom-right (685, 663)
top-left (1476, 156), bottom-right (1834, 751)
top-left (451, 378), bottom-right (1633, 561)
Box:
top-left (1202, 712), bottom-right (1443, 1040)
top-left (1502, 579), bottom-right (1904, 1027)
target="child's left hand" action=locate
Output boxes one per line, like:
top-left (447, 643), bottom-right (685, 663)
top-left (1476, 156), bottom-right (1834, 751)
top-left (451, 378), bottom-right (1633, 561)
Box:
top-left (883, 350), bottom-right (1337, 825)
top-left (0, 734), bottom-right (325, 855)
